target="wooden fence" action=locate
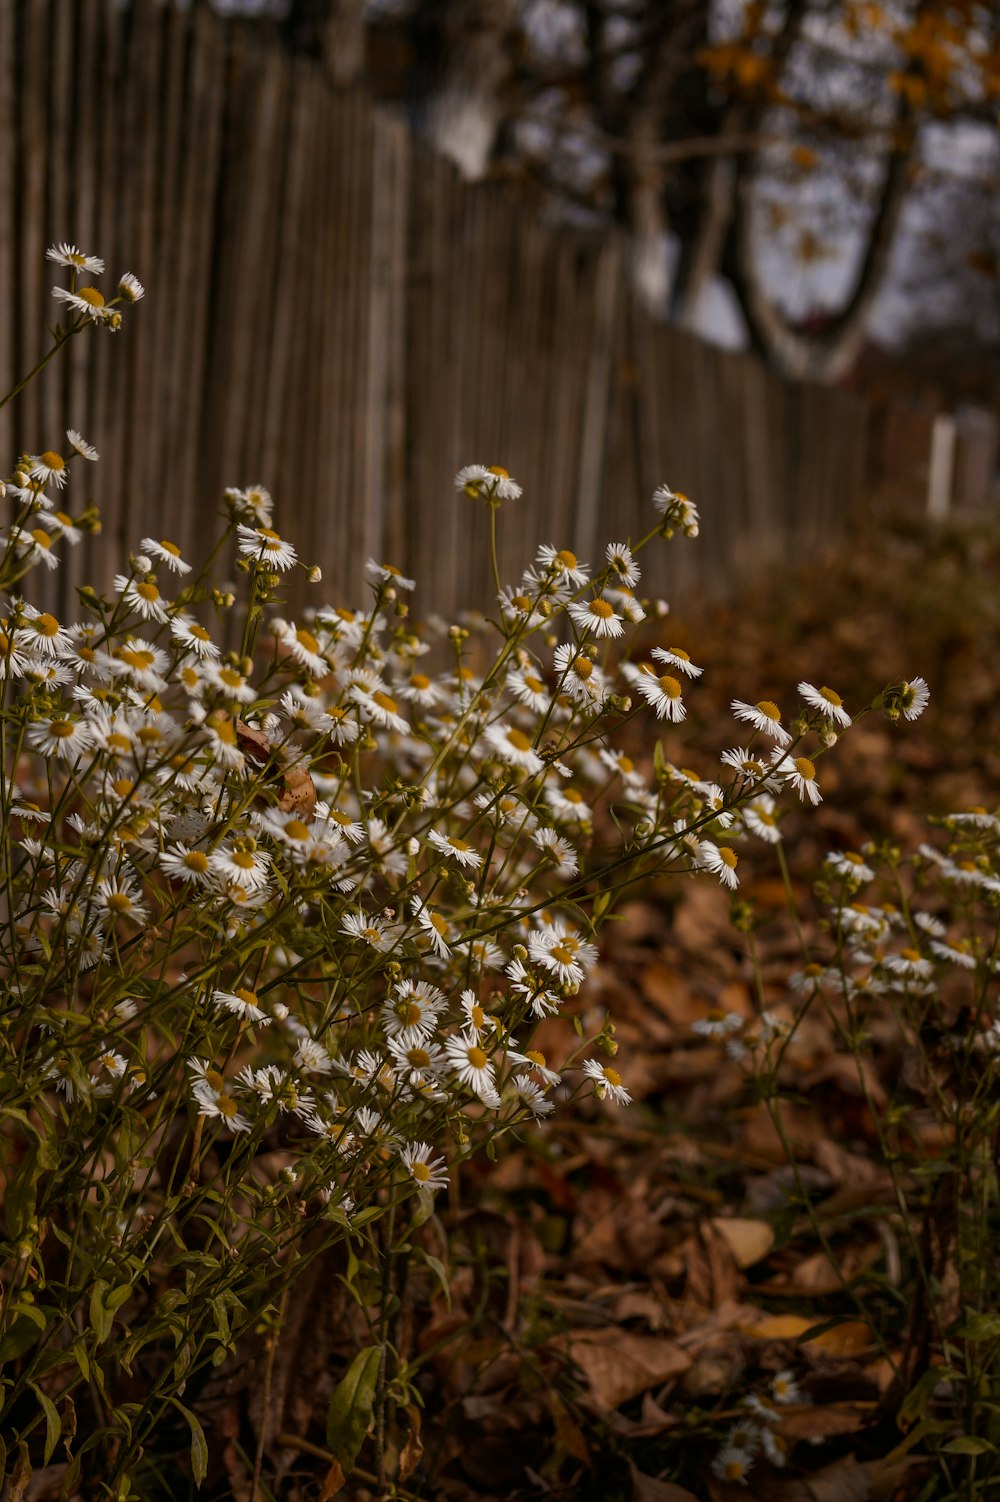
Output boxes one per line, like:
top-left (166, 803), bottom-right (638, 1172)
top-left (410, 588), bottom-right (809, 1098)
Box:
top-left (0, 0), bottom-right (871, 623)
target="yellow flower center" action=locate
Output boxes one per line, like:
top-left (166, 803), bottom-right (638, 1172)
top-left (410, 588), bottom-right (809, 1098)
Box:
top-left (526, 1050), bottom-right (546, 1067)
top-left (39, 450), bottom-right (64, 470)
top-left (511, 594), bottom-right (531, 612)
top-left (618, 755), bottom-right (634, 773)
top-left (429, 912), bottom-right (448, 937)
top-left (556, 549), bottom-right (578, 568)
top-left (820, 686), bottom-right (842, 706)
top-left (405, 1003), bottom-right (423, 1028)
top-left (524, 675), bottom-right (545, 693)
top-left (794, 757), bottom-right (816, 780)
top-left (406, 1047), bottom-right (431, 1069)
top-left (658, 675), bottom-right (682, 697)
top-left (335, 607), bottom-right (355, 623)
top-left (410, 673), bottom-right (430, 690)
top-left (466, 1046), bottom-right (488, 1070)
top-left (35, 613), bottom-right (60, 637)
top-left (488, 466), bottom-right (509, 478)
top-left (136, 582), bottom-right (160, 603)
top-left (295, 627), bottom-right (319, 653)
top-left (449, 836), bottom-right (470, 851)
top-left (900, 947), bottom-right (922, 963)
top-left (219, 667), bottom-right (243, 688)
top-left (235, 987), bottom-right (259, 1008)
top-left (30, 529), bottom-right (51, 549)
top-left (719, 847), bottom-right (738, 869)
top-left (107, 732), bottom-right (132, 752)
top-left (284, 819), bottom-right (310, 841)
top-left (232, 852), bottom-right (256, 870)
top-left (183, 851), bottom-right (210, 873)
top-left (78, 287), bottom-right (105, 308)
top-left (118, 648), bottom-right (155, 670)
top-left (668, 647), bottom-right (689, 660)
top-left (55, 512), bottom-right (73, 527)
top-left (603, 1066), bottom-right (622, 1087)
top-left (412, 1160), bottom-right (431, 1182)
top-left (756, 700), bottom-right (781, 720)
top-left (506, 728), bottom-right (533, 752)
top-left (112, 778), bottom-right (134, 797)
top-left (50, 719), bottom-right (75, 739)
top-left (373, 691), bottom-right (398, 713)
top-left (589, 599), bottom-right (614, 618)
top-left (159, 539), bottom-right (181, 556)
top-left (550, 944), bottom-right (575, 965)
top-left (470, 1005), bottom-right (485, 1029)
top-left (190, 625), bottom-right (211, 642)
top-left (217, 1094), bottom-right (238, 1119)
top-left (106, 892), bottom-right (133, 914)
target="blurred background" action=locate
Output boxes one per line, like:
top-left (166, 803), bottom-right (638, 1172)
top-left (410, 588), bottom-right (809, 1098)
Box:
top-left (1, 0), bottom-right (998, 618)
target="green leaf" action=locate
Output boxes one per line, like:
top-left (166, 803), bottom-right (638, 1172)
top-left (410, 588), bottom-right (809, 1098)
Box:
top-left (28, 1383), bottom-right (60, 1465)
top-left (942, 1436), bottom-right (994, 1456)
top-left (899, 1367), bottom-right (957, 1426)
top-left (325, 1345), bottom-right (382, 1473)
top-left (958, 1313), bottom-right (1000, 1342)
top-left (169, 1398), bottom-right (208, 1486)
top-left (0, 1313), bottom-right (45, 1364)
top-left (89, 1280), bottom-right (113, 1344)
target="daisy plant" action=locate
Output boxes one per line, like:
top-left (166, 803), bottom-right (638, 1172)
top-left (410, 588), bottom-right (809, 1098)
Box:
top-left (0, 245), bottom-right (927, 1496)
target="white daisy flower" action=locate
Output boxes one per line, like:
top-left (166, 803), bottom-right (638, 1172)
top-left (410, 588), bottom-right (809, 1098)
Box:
top-left (743, 796), bottom-right (782, 843)
top-left (532, 826), bottom-right (578, 878)
top-left (427, 828), bottom-right (483, 870)
top-left (798, 681), bottom-right (851, 728)
top-left (42, 510), bottom-right (83, 545)
top-left (212, 986), bottom-right (271, 1026)
top-left (513, 1076), bottom-right (555, 1117)
top-left (698, 841), bottom-right (740, 889)
top-left (139, 538), bottom-right (191, 575)
top-left (605, 541), bottom-right (640, 586)
top-left (652, 485), bottom-right (699, 536)
top-left (203, 661), bottom-right (256, 705)
top-left (47, 242), bottom-right (104, 273)
top-left (20, 607), bottom-right (73, 658)
top-left (900, 676), bottom-right (930, 721)
top-left (159, 843), bottom-right (215, 884)
top-left (455, 463), bottom-right (522, 501)
top-left (634, 667), bottom-right (686, 722)
top-left (117, 272), bottom-right (145, 303)
top-left (771, 1370), bottom-right (801, 1405)
top-left (272, 618), bottom-right (329, 677)
top-left (731, 698), bottom-right (791, 746)
top-left (225, 484), bottom-right (274, 526)
top-left (581, 1058), bottom-right (631, 1105)
top-left (382, 979), bottom-right (447, 1039)
top-left (399, 1141), bottom-right (449, 1192)
top-left (398, 670), bottom-right (443, 707)
top-left (170, 614), bottom-right (220, 661)
top-left (66, 429), bottom-right (99, 460)
top-left (444, 1032), bottom-right (501, 1106)
top-left (780, 754), bottom-right (822, 804)
top-left (12, 526), bottom-right (59, 570)
top-left (366, 558), bottom-right (416, 590)
top-left (112, 574), bottom-right (170, 624)
top-left (341, 911), bottom-right (393, 950)
top-left (52, 284), bottom-right (114, 322)
top-left (351, 684), bottom-right (410, 734)
top-left (28, 450), bottom-right (69, 489)
top-left (825, 850), bottom-right (874, 882)
top-left (411, 898), bottom-right (453, 958)
top-left (505, 665), bottom-right (550, 713)
top-left (485, 723), bottom-right (544, 775)
top-left (651, 644), bottom-right (702, 678)
top-left (567, 595), bottom-right (624, 639)
top-left (536, 544), bottom-right (590, 588)
top-left (27, 716), bottom-right (93, 762)
top-left (236, 524), bottom-right (298, 571)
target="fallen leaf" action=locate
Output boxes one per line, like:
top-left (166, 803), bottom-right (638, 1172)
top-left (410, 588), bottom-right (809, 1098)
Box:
top-left (629, 1461), bottom-right (700, 1501)
top-left (279, 763), bottom-right (317, 818)
top-left (317, 1457), bottom-right (345, 1501)
top-left (556, 1328), bottom-right (691, 1411)
top-left (711, 1217), bottom-right (775, 1268)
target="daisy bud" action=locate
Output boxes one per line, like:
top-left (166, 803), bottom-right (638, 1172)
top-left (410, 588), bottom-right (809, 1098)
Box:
top-left (133, 555), bottom-right (152, 574)
top-left (308, 565), bottom-right (322, 583)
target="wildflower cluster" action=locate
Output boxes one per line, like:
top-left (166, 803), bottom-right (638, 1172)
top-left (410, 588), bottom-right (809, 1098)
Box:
top-left (0, 247), bottom-right (924, 1489)
top-left (698, 806), bottom-right (999, 1483)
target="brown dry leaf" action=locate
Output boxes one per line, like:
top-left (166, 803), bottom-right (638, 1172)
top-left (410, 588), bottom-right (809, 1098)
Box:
top-left (279, 763), bottom-right (318, 818)
top-left (557, 1328), bottom-right (691, 1411)
top-left (629, 1461), bottom-right (700, 1502)
top-left (746, 1313), bottom-right (816, 1340)
top-left (803, 1454), bottom-right (873, 1501)
top-left (808, 1320), bottom-right (872, 1356)
top-left (545, 1388), bottom-right (591, 1464)
top-left (399, 1404), bottom-right (423, 1483)
top-left (236, 719), bottom-right (271, 763)
top-left (317, 1457), bottom-right (346, 1501)
top-left (711, 1217), bottom-right (775, 1268)
top-left (777, 1403), bottom-right (877, 1440)
top-left (641, 962), bottom-right (705, 1026)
